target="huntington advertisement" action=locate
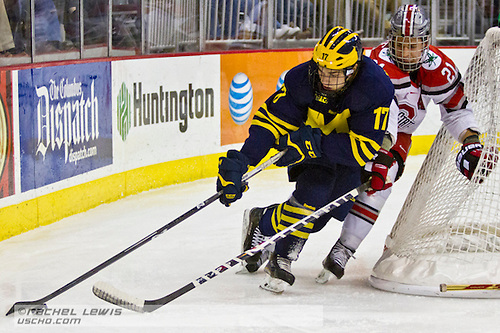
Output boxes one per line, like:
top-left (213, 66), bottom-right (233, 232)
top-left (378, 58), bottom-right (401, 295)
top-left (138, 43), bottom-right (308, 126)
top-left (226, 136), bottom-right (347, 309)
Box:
top-left (18, 62), bottom-right (112, 192)
top-left (112, 55), bottom-right (221, 171)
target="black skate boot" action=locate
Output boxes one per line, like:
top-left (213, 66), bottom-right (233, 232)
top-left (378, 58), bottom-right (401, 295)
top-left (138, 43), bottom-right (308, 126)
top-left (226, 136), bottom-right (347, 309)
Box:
top-left (316, 240), bottom-right (355, 284)
top-left (241, 204), bottom-right (277, 273)
top-left (260, 252), bottom-right (295, 293)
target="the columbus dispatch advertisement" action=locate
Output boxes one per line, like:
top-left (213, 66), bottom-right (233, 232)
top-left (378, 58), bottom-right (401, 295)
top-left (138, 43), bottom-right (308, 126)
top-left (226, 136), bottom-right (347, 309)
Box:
top-left (17, 62), bottom-right (112, 192)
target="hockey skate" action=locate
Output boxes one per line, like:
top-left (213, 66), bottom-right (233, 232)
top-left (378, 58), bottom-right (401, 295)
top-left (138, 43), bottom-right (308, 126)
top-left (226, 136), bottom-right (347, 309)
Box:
top-left (241, 205), bottom-right (277, 273)
top-left (316, 240), bottom-right (355, 284)
top-left (260, 252), bottom-right (295, 293)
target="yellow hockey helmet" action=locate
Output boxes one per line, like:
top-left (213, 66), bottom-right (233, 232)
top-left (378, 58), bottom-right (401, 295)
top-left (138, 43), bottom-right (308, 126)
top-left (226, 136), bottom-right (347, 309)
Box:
top-left (312, 26), bottom-right (362, 70)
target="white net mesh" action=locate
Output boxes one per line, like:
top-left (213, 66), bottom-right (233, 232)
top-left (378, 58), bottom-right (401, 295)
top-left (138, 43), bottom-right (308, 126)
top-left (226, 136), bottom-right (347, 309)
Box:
top-left (370, 27), bottom-right (500, 295)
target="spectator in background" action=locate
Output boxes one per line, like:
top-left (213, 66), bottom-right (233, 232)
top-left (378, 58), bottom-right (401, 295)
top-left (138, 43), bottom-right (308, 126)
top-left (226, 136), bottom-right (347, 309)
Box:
top-left (52, 0), bottom-right (111, 49)
top-left (209, 0), bottom-right (259, 39)
top-left (51, 0), bottom-right (78, 49)
top-left (60, 0), bottom-right (80, 46)
top-left (239, 0), bottom-right (315, 40)
top-left (0, 0), bottom-right (16, 55)
top-left (112, 0), bottom-right (140, 49)
top-left (275, 0), bottom-right (315, 38)
top-left (326, 0), bottom-right (402, 38)
top-left (34, 0), bottom-right (63, 53)
top-left (5, 0), bottom-right (29, 55)
top-left (239, 0), bottom-right (275, 39)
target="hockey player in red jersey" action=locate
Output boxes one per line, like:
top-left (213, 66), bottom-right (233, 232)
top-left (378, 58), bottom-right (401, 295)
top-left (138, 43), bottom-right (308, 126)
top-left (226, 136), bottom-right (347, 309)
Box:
top-left (316, 4), bottom-right (496, 284)
top-left (216, 26), bottom-right (397, 293)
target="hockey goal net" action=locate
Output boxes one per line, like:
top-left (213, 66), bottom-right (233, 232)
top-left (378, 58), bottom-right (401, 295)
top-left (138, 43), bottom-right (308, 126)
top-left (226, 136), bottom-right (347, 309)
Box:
top-left (369, 27), bottom-right (500, 298)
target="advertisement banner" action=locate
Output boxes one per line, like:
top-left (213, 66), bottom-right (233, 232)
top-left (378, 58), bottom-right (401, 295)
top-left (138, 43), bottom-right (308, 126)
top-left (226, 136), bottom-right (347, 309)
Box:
top-left (0, 70), bottom-right (14, 198)
top-left (112, 55), bottom-right (221, 170)
top-left (18, 62), bottom-right (112, 192)
top-left (220, 50), bottom-right (312, 146)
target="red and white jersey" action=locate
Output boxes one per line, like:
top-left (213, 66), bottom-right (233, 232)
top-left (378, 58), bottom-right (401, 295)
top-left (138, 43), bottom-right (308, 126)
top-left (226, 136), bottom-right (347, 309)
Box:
top-left (370, 43), bottom-right (478, 140)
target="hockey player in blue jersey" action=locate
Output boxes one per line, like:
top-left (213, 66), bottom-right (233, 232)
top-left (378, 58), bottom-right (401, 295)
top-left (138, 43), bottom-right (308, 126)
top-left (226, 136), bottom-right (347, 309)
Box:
top-left (217, 26), bottom-right (397, 293)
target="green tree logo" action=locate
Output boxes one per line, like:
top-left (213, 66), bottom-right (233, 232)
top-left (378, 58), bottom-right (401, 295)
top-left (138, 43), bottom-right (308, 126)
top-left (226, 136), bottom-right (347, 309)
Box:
top-left (117, 82), bottom-right (131, 141)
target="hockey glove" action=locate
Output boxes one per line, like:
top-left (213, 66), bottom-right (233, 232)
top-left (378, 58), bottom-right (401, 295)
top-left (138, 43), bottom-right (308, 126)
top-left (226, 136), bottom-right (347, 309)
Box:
top-left (361, 148), bottom-right (396, 195)
top-left (217, 150), bottom-right (249, 206)
top-left (275, 125), bottom-right (322, 167)
top-left (456, 135), bottom-right (498, 183)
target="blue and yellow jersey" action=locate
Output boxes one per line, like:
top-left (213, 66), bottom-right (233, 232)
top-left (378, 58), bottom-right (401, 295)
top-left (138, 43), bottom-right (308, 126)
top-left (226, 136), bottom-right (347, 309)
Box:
top-left (240, 55), bottom-right (394, 168)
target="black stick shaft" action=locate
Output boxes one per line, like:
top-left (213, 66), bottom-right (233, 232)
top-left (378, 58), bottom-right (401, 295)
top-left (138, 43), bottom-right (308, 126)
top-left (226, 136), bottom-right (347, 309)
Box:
top-left (6, 150), bottom-right (285, 316)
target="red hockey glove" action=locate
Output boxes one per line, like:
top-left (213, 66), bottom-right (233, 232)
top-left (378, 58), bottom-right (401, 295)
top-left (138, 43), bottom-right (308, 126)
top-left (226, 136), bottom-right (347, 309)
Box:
top-left (362, 148), bottom-right (396, 195)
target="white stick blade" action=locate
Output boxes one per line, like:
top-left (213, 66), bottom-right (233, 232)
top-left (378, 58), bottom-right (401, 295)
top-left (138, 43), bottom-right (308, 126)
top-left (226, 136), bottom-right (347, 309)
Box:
top-left (93, 281), bottom-right (146, 313)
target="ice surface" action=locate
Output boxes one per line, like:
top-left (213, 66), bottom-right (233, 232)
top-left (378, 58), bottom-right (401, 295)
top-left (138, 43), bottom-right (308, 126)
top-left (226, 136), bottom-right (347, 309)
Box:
top-left (1, 155), bottom-right (499, 332)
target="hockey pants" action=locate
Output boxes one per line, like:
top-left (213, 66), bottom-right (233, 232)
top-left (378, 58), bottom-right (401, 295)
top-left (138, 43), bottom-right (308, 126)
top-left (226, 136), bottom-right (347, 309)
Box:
top-left (339, 158), bottom-right (400, 251)
top-left (258, 164), bottom-right (360, 260)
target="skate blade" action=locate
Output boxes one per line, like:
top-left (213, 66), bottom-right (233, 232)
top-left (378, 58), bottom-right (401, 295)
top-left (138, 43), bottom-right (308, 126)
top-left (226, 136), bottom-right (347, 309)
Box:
top-left (235, 266), bottom-right (249, 274)
top-left (259, 275), bottom-right (288, 293)
top-left (235, 263), bottom-right (253, 274)
top-left (315, 268), bottom-right (334, 284)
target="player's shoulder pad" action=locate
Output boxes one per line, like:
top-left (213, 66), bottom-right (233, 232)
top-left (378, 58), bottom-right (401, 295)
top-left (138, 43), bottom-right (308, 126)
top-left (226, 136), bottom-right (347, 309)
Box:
top-left (282, 60), bottom-right (314, 103)
top-left (420, 45), bottom-right (458, 72)
top-left (353, 55), bottom-right (395, 104)
top-left (419, 45), bottom-right (461, 89)
top-left (283, 61), bottom-right (311, 89)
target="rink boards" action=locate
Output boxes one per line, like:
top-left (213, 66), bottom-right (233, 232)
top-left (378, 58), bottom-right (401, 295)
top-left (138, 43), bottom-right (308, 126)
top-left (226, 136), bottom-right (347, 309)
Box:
top-left (0, 47), bottom-right (475, 241)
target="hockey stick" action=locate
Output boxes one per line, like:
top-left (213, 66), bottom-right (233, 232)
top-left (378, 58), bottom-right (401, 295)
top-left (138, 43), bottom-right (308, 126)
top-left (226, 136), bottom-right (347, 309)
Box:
top-left (440, 283), bottom-right (500, 292)
top-left (92, 182), bottom-right (369, 313)
top-left (5, 150), bottom-right (285, 317)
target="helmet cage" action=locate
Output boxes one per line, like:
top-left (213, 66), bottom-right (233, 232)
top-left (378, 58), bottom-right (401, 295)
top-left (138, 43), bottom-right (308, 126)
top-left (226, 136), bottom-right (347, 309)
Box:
top-left (318, 64), bottom-right (357, 91)
top-left (389, 35), bottom-right (430, 72)
top-left (309, 61), bottom-right (359, 98)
